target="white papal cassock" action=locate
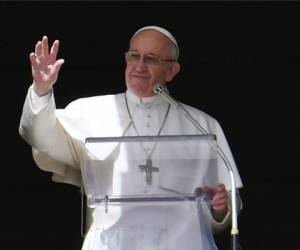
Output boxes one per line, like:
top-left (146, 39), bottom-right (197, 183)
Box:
top-left (19, 85), bottom-right (243, 250)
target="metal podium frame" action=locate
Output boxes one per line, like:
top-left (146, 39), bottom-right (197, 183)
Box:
top-left (83, 134), bottom-right (216, 208)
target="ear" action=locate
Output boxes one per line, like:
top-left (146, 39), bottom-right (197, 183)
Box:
top-left (165, 62), bottom-right (181, 82)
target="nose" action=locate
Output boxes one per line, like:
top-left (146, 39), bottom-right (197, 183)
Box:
top-left (135, 56), bottom-right (147, 71)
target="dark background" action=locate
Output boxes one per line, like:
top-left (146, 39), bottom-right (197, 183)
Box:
top-left (1, 1), bottom-right (299, 249)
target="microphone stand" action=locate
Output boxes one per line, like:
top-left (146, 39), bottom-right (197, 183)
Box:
top-left (153, 84), bottom-right (239, 250)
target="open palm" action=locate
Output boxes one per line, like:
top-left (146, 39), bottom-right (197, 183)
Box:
top-left (30, 36), bottom-right (64, 96)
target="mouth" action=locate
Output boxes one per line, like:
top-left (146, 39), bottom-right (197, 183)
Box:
top-left (131, 74), bottom-right (149, 80)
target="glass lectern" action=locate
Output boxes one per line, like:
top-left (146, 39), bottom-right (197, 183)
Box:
top-left (80, 134), bottom-right (219, 250)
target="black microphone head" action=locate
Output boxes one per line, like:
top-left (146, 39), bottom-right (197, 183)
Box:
top-left (153, 83), bottom-right (165, 95)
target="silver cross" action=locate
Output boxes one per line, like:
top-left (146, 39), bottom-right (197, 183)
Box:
top-left (139, 159), bottom-right (159, 185)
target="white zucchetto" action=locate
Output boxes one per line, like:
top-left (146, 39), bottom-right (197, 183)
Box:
top-left (133, 25), bottom-right (179, 59)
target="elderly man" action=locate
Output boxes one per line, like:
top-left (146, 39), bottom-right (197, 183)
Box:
top-left (19, 26), bottom-right (243, 250)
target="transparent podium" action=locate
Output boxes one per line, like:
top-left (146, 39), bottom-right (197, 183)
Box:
top-left (81, 134), bottom-right (220, 250)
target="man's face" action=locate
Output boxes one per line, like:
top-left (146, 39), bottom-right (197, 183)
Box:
top-left (125, 30), bottom-right (177, 97)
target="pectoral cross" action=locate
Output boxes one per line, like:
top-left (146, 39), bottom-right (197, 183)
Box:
top-left (139, 159), bottom-right (159, 185)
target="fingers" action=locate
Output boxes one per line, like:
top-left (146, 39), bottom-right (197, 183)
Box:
top-left (211, 184), bottom-right (228, 212)
top-left (35, 36), bottom-right (49, 59)
top-left (42, 36), bottom-right (49, 58)
top-left (49, 40), bottom-right (60, 62)
top-left (30, 36), bottom-right (64, 89)
top-left (50, 59), bottom-right (65, 76)
top-left (33, 36), bottom-right (60, 61)
top-left (34, 41), bottom-right (42, 58)
top-left (30, 36), bottom-right (63, 70)
top-left (214, 183), bottom-right (226, 194)
top-left (211, 193), bottom-right (227, 209)
top-left (29, 52), bottom-right (38, 67)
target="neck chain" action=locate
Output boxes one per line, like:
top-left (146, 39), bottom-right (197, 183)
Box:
top-left (124, 93), bottom-right (170, 160)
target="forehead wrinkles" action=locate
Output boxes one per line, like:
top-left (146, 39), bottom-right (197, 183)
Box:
top-left (129, 30), bottom-right (172, 56)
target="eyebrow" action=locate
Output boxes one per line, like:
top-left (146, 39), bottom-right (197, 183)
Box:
top-left (128, 50), bottom-right (159, 57)
top-left (128, 49), bottom-right (138, 52)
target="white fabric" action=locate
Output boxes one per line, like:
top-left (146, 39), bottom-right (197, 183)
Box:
top-left (82, 201), bottom-right (215, 250)
top-left (133, 26), bottom-right (179, 58)
top-left (30, 87), bottom-right (51, 113)
top-left (19, 85), bottom-right (243, 250)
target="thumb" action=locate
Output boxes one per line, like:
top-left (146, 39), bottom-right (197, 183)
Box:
top-left (52, 59), bottom-right (65, 74)
top-left (48, 59), bottom-right (65, 85)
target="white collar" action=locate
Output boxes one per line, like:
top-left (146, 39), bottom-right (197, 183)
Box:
top-left (125, 89), bottom-right (167, 107)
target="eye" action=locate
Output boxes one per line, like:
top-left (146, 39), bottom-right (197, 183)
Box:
top-left (129, 53), bottom-right (140, 60)
top-left (144, 55), bottom-right (158, 64)
top-left (125, 52), bottom-right (141, 62)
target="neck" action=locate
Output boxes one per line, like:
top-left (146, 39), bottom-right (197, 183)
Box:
top-left (126, 89), bottom-right (157, 104)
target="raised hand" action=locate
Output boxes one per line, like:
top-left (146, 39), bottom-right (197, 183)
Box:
top-left (29, 36), bottom-right (64, 96)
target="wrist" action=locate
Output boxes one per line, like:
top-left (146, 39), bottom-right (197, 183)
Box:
top-left (211, 206), bottom-right (228, 222)
top-left (33, 82), bottom-right (52, 97)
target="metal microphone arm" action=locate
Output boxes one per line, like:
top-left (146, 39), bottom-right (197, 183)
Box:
top-left (153, 84), bottom-right (239, 250)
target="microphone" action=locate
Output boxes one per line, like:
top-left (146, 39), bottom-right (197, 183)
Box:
top-left (153, 83), bottom-right (207, 134)
top-left (153, 84), bottom-right (179, 108)
top-left (153, 83), bottom-right (240, 248)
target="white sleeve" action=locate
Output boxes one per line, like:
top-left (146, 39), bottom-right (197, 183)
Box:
top-left (19, 85), bottom-right (82, 187)
top-left (21, 85), bottom-right (79, 167)
top-left (29, 86), bottom-right (51, 113)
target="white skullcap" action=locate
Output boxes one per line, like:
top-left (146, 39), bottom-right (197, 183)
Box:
top-left (133, 25), bottom-right (179, 59)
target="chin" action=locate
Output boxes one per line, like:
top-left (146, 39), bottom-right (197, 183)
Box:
top-left (133, 89), bottom-right (150, 97)
top-left (128, 83), bottom-right (152, 97)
